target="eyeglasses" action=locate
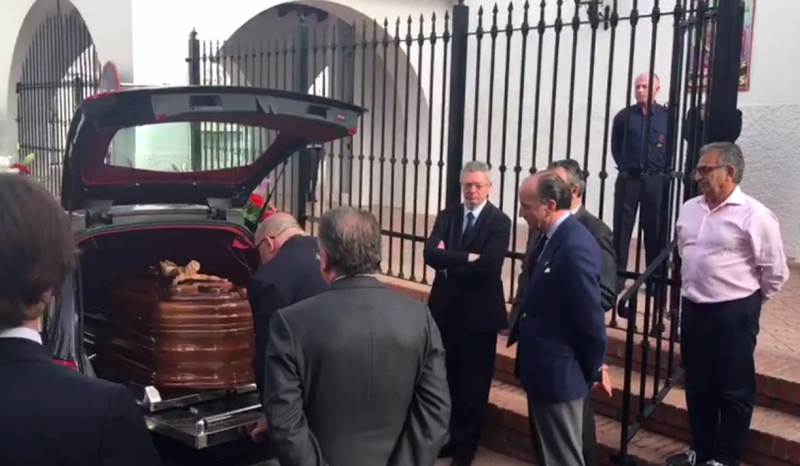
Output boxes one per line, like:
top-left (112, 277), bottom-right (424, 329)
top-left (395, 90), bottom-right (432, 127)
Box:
top-left (461, 182), bottom-right (490, 190)
top-left (694, 165), bottom-right (725, 176)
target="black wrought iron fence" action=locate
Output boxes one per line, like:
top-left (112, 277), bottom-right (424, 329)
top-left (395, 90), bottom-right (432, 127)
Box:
top-left (15, 4), bottom-right (99, 198)
top-left (186, 0), bottom-right (736, 304)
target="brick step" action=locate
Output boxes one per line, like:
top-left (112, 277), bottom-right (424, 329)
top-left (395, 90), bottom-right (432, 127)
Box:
top-left (494, 331), bottom-right (800, 416)
top-left (484, 380), bottom-right (727, 466)
top-left (594, 364), bottom-right (800, 466)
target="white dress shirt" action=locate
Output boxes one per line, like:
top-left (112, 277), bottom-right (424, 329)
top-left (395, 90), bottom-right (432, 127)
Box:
top-left (0, 326), bottom-right (42, 344)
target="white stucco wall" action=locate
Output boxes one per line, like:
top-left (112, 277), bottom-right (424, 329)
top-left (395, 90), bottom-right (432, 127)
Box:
top-left (0, 0), bottom-right (797, 258)
top-left (735, 1), bottom-right (800, 261)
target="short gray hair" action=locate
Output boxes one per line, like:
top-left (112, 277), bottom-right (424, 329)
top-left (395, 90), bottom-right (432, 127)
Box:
top-left (547, 159), bottom-right (586, 197)
top-left (699, 142), bottom-right (745, 184)
top-left (318, 206), bottom-right (382, 277)
top-left (461, 160), bottom-right (491, 177)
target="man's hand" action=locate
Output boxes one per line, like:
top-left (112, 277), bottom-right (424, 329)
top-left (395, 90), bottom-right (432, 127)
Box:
top-left (467, 253), bottom-right (480, 262)
top-left (247, 415), bottom-right (268, 442)
top-left (592, 365), bottom-right (613, 398)
top-left (438, 240), bottom-right (446, 249)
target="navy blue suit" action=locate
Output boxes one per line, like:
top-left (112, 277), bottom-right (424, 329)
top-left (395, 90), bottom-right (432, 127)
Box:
top-left (517, 215), bottom-right (607, 404)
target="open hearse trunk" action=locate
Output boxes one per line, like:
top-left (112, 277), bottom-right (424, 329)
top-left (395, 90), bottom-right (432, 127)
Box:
top-left (44, 86), bottom-right (364, 453)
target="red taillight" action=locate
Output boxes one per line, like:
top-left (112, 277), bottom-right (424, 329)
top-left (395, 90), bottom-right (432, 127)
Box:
top-left (348, 127), bottom-right (358, 136)
top-left (53, 359), bottom-right (78, 371)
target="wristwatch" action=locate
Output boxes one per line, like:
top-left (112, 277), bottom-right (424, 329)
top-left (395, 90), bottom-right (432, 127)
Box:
top-left (592, 366), bottom-right (603, 383)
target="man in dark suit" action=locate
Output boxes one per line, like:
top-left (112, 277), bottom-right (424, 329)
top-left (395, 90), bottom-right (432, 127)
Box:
top-left (508, 159), bottom-right (615, 466)
top-left (246, 212), bottom-right (327, 440)
top-left (0, 174), bottom-right (162, 466)
top-left (263, 206), bottom-right (450, 466)
top-left (423, 160), bottom-right (512, 465)
top-left (515, 172), bottom-right (608, 466)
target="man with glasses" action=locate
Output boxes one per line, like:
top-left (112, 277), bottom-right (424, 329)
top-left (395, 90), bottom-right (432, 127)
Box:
top-left (246, 212), bottom-right (327, 440)
top-left (667, 143), bottom-right (788, 466)
top-left (424, 160), bottom-right (512, 466)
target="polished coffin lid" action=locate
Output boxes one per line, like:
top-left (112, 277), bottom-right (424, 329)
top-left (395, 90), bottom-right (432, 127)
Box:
top-left (60, 85), bottom-right (365, 211)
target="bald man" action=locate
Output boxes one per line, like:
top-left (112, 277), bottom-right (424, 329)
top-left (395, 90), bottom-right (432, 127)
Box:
top-left (611, 72), bottom-right (669, 289)
top-left (246, 213), bottom-right (327, 440)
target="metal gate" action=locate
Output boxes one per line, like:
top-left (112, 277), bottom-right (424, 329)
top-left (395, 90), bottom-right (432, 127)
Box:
top-left (15, 1), bottom-right (99, 198)
top-left (186, 0), bottom-right (744, 459)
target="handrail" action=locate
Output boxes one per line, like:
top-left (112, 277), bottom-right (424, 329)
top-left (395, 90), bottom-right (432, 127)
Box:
top-left (616, 238), bottom-right (679, 465)
top-left (617, 238), bottom-right (678, 318)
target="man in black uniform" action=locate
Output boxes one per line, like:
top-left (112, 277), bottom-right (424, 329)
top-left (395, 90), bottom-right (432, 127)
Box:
top-left (246, 212), bottom-right (327, 440)
top-left (611, 73), bottom-right (669, 289)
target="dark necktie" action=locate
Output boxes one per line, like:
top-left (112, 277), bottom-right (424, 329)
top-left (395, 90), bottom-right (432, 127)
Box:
top-left (527, 234), bottom-right (548, 276)
top-left (463, 212), bottom-right (475, 237)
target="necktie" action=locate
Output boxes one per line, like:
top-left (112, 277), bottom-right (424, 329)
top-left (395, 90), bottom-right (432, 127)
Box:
top-left (527, 234), bottom-right (548, 276)
top-left (463, 212), bottom-right (475, 237)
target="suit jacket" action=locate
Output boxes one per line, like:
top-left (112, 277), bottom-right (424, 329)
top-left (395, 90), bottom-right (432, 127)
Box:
top-left (423, 202), bottom-right (512, 333)
top-left (263, 276), bottom-right (451, 466)
top-left (0, 337), bottom-right (162, 466)
top-left (516, 215), bottom-right (608, 404)
top-left (247, 235), bottom-right (328, 400)
top-left (508, 206), bottom-right (617, 346)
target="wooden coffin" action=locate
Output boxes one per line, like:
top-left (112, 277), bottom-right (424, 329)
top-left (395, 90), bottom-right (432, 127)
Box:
top-left (83, 271), bottom-right (255, 390)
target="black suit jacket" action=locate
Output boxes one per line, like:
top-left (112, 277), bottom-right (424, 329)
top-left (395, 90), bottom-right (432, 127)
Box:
top-left (508, 207), bottom-right (617, 346)
top-left (0, 337), bottom-right (162, 466)
top-left (423, 202), bottom-right (512, 333)
top-left (263, 276), bottom-right (450, 466)
top-left (247, 235), bottom-right (327, 400)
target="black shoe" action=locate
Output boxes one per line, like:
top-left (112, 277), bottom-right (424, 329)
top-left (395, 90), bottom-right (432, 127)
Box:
top-left (450, 453), bottom-right (475, 466)
top-left (666, 449), bottom-right (697, 466)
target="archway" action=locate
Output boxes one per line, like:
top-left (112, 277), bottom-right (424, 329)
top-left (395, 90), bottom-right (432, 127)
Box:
top-left (9, 0), bottom-right (99, 198)
top-left (210, 1), bottom-right (432, 219)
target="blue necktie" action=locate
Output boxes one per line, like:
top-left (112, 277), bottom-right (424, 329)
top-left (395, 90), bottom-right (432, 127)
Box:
top-left (463, 212), bottom-right (475, 237)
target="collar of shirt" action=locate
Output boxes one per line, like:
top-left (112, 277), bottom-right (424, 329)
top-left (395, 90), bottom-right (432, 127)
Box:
top-left (464, 200), bottom-right (488, 221)
top-left (570, 205), bottom-right (581, 215)
top-left (697, 185), bottom-right (746, 211)
top-left (546, 211), bottom-right (571, 240)
top-left (0, 327), bottom-right (42, 344)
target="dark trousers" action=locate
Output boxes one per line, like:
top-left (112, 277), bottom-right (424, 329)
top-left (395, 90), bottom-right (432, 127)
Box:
top-left (582, 396), bottom-right (599, 466)
top-left (681, 292), bottom-right (761, 466)
top-left (441, 321), bottom-right (497, 460)
top-left (613, 173), bottom-right (665, 286)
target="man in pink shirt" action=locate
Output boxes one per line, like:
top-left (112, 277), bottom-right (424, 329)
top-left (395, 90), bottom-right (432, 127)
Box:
top-left (667, 142), bottom-right (789, 466)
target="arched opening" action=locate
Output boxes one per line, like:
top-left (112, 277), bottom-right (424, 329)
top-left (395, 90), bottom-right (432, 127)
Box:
top-left (10, 0), bottom-right (98, 198)
top-left (208, 1), bottom-right (431, 220)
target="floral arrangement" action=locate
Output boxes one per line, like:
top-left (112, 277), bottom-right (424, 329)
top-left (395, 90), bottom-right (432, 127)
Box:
top-left (0, 144), bottom-right (35, 175)
top-left (241, 178), bottom-right (276, 225)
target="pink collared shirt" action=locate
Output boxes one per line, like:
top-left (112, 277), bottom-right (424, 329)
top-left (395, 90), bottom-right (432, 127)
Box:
top-left (676, 186), bottom-right (789, 304)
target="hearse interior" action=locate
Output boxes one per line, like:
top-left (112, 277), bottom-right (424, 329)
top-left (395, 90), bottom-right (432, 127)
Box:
top-left (42, 85), bottom-right (363, 455)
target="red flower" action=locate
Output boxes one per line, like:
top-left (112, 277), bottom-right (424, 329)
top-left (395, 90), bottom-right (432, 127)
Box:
top-left (11, 163), bottom-right (29, 175)
top-left (249, 193), bottom-right (265, 208)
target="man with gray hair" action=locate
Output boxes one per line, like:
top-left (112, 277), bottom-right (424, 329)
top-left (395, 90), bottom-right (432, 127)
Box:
top-left (667, 142), bottom-right (788, 466)
top-left (424, 160), bottom-right (511, 465)
top-left (264, 206), bottom-right (450, 466)
top-left (247, 212), bottom-right (327, 440)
